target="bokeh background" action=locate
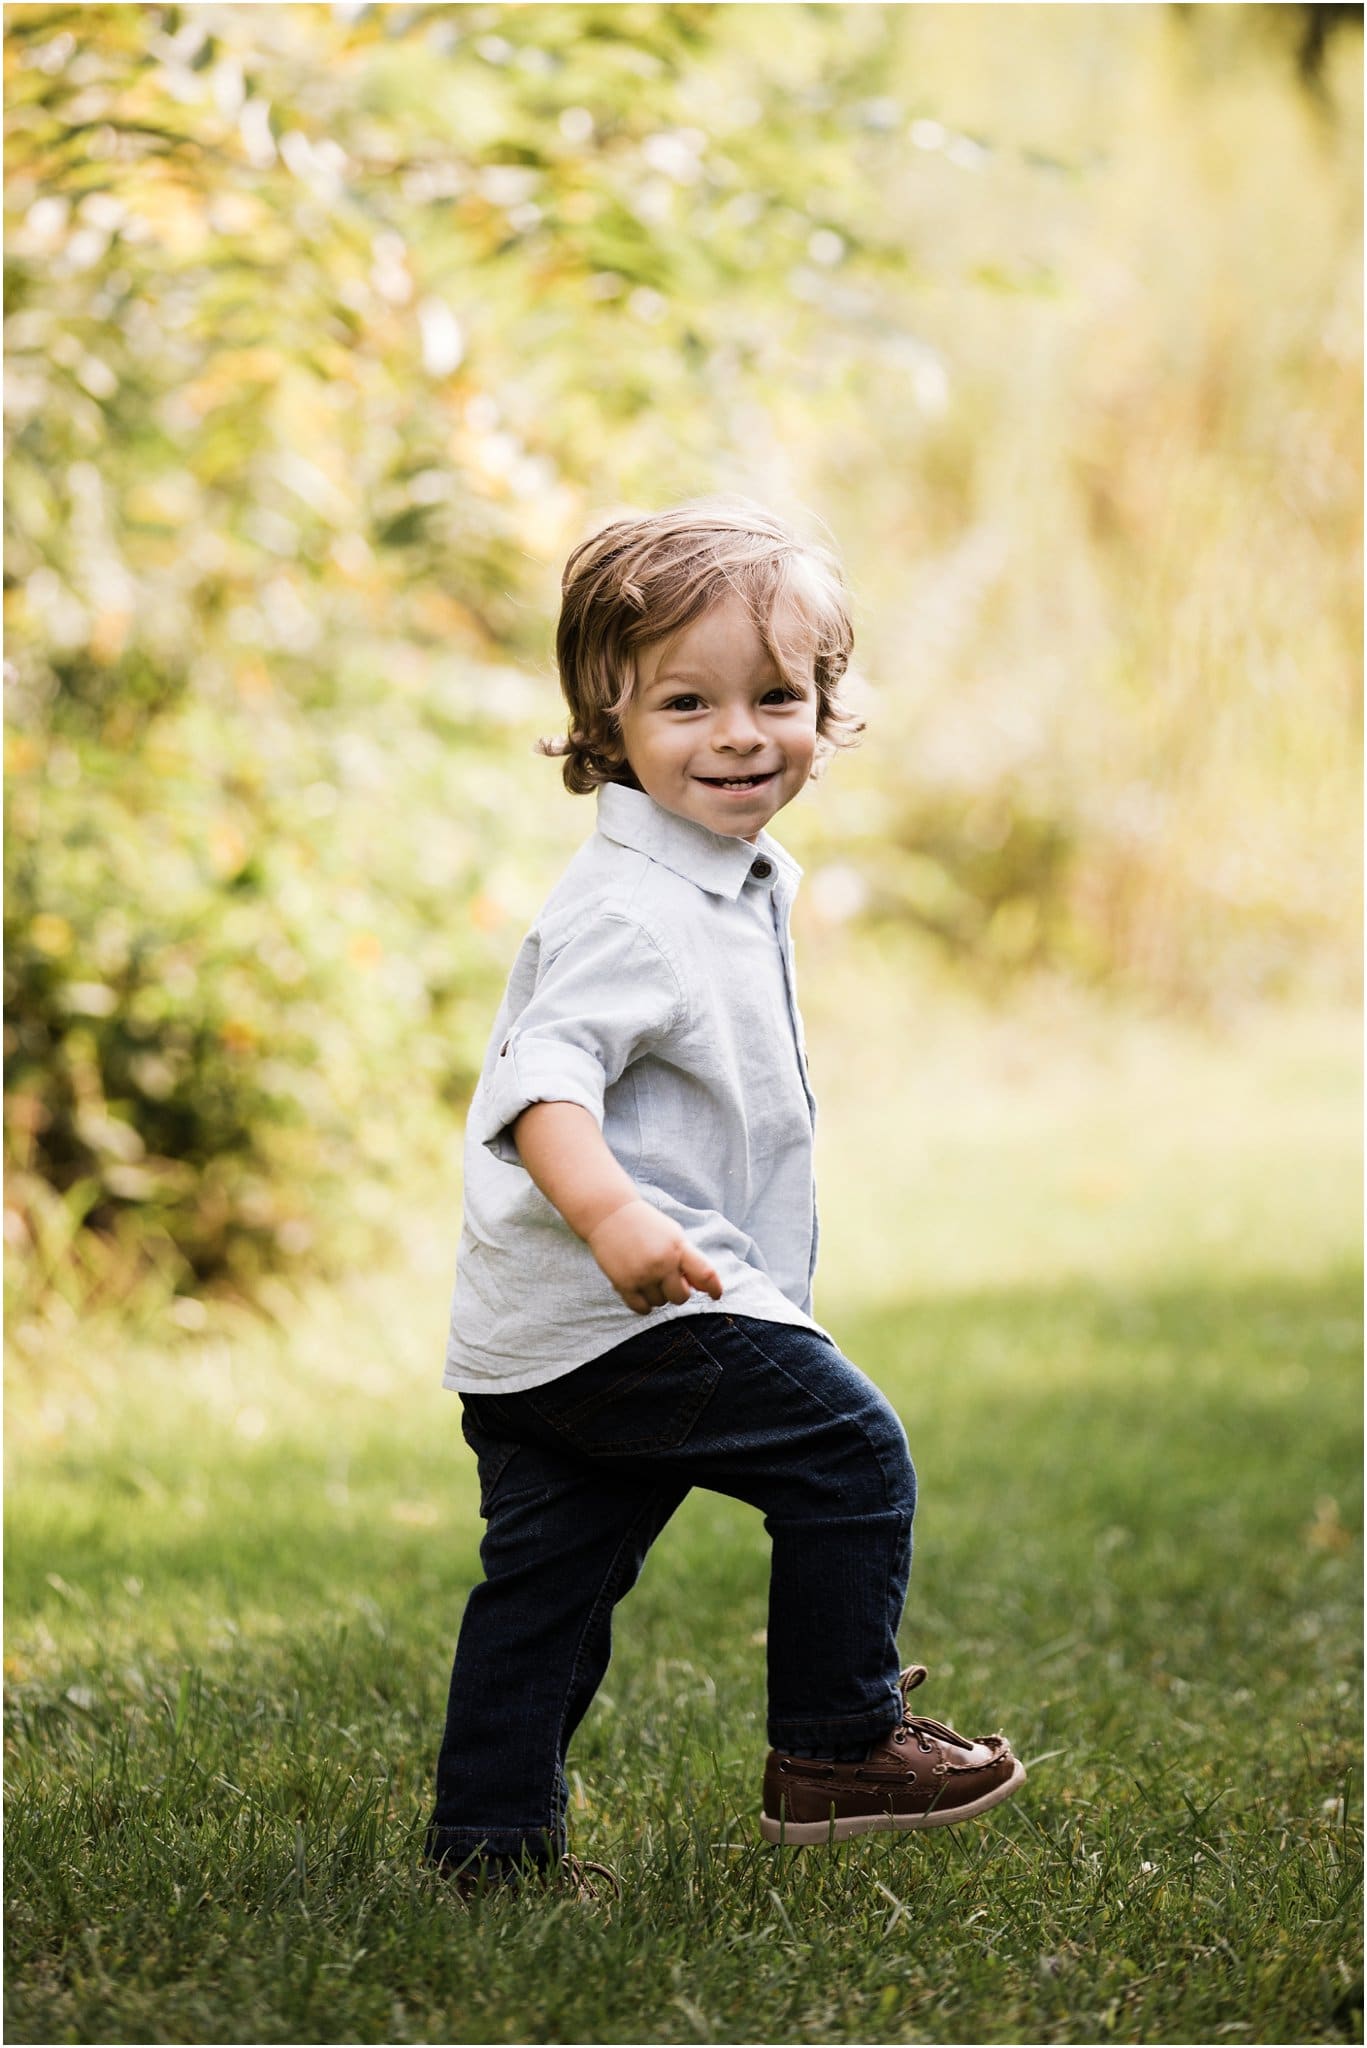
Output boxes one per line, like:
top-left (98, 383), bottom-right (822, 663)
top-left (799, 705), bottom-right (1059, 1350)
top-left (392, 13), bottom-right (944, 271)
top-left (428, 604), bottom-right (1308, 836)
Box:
top-left (4, 0), bottom-right (1360, 1323)
top-left (4, 10), bottom-right (1363, 2041)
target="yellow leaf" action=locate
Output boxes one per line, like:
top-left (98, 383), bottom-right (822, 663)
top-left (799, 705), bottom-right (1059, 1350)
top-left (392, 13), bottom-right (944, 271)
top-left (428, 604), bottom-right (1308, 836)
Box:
top-left (219, 1018), bottom-right (258, 1054)
top-left (30, 914), bottom-right (73, 956)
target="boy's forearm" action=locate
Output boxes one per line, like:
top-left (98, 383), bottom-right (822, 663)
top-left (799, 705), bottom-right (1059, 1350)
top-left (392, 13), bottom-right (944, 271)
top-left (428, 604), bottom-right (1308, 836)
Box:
top-left (511, 1100), bottom-right (640, 1243)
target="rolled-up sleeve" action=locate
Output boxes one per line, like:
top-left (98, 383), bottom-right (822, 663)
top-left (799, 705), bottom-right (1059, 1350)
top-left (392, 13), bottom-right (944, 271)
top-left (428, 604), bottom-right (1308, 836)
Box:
top-left (467, 913), bottom-right (685, 1165)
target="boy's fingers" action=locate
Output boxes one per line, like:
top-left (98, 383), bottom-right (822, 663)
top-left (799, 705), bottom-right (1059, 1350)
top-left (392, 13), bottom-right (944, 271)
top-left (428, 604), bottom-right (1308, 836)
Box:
top-left (680, 1245), bottom-right (723, 1298)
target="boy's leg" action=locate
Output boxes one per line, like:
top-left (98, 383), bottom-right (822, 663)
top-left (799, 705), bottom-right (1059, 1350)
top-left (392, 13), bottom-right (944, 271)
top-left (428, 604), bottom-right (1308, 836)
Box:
top-left (676, 1317), bottom-right (918, 1753)
top-left (655, 1317), bottom-right (1023, 1838)
top-left (425, 1396), bottom-right (685, 1876)
top-left (471, 1316), bottom-right (917, 1754)
top-left (428, 1314), bottom-right (1018, 1868)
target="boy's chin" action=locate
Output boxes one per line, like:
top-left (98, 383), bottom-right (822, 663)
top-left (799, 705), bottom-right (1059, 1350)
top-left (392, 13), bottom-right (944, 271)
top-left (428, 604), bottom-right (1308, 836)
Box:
top-left (684, 784), bottom-right (792, 837)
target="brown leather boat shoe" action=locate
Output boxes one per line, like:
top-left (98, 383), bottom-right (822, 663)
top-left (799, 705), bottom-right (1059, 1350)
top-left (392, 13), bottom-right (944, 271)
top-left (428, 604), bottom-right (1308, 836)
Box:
top-left (760, 1664), bottom-right (1026, 1845)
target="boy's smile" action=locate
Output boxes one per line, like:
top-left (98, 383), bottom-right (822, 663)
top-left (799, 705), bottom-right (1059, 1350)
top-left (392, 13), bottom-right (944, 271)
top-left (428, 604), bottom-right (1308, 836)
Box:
top-left (614, 594), bottom-right (819, 843)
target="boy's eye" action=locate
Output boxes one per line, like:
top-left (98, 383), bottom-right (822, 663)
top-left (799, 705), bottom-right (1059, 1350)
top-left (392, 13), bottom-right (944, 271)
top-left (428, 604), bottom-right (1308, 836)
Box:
top-left (662, 688), bottom-right (803, 711)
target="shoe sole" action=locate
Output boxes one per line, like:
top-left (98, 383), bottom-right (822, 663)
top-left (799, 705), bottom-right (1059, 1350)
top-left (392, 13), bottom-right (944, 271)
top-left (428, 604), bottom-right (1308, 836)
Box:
top-left (759, 1757), bottom-right (1027, 1845)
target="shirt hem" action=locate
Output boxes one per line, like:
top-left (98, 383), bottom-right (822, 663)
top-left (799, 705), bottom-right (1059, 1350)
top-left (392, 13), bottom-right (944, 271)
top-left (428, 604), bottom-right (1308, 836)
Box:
top-left (442, 1295), bottom-right (829, 1396)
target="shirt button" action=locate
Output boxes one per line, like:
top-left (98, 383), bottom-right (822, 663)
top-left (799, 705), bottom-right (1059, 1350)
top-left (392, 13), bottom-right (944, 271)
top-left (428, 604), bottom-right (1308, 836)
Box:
top-left (750, 858), bottom-right (773, 880)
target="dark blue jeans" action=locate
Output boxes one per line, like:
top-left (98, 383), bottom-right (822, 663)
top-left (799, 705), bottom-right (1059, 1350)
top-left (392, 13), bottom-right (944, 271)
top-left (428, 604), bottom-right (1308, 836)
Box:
top-left (424, 1312), bottom-right (916, 1870)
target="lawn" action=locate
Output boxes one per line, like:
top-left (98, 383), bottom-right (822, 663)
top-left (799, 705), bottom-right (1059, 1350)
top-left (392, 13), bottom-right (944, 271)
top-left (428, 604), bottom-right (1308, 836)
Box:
top-left (5, 998), bottom-right (1361, 2045)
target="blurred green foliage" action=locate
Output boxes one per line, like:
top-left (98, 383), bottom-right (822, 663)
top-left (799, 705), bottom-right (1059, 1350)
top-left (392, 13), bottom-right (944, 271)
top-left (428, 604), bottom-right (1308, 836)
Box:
top-left (4, 2), bottom-right (1361, 1310)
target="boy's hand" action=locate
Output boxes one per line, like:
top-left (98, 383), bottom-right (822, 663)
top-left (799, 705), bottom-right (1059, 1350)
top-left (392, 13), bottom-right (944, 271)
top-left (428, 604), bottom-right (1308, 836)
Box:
top-left (510, 1102), bottom-right (722, 1314)
top-left (586, 1199), bottom-right (724, 1316)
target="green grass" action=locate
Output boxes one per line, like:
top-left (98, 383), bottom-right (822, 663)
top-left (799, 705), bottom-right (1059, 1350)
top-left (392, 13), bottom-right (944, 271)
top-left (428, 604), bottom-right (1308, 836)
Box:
top-left (6, 1002), bottom-right (1362, 2044)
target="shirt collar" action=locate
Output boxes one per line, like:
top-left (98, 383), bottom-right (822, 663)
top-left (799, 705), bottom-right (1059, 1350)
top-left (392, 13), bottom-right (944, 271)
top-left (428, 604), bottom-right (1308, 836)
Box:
top-left (595, 783), bottom-right (801, 902)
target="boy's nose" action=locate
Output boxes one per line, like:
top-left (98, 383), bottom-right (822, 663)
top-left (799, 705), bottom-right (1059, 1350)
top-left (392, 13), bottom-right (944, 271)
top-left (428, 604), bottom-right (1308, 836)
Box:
top-left (712, 714), bottom-right (763, 752)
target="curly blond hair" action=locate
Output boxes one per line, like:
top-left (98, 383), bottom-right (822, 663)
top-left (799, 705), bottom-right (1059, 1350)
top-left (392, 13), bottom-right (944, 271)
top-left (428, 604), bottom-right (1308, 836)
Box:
top-left (534, 497), bottom-right (863, 795)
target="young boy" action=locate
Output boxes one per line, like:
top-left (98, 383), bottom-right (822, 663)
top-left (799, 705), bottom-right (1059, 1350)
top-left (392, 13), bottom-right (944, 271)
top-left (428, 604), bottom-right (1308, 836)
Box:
top-left (425, 500), bottom-right (1023, 1891)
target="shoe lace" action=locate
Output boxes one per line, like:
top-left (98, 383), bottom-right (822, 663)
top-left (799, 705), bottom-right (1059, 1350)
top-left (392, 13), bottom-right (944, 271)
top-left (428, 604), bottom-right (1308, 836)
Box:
top-left (893, 1664), bottom-right (976, 1753)
top-left (560, 1855), bottom-right (622, 1902)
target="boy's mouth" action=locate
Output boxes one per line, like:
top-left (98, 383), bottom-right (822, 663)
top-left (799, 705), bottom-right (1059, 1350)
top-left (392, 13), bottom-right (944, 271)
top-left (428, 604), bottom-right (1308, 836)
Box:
top-left (694, 771), bottom-right (777, 792)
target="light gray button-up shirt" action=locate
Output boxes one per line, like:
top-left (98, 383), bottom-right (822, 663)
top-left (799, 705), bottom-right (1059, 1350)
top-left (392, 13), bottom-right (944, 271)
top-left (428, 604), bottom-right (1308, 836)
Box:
top-left (443, 782), bottom-right (828, 1393)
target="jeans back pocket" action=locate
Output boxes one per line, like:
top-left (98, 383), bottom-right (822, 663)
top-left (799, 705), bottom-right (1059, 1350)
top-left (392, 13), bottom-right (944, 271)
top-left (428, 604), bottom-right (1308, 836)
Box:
top-left (525, 1323), bottom-right (723, 1457)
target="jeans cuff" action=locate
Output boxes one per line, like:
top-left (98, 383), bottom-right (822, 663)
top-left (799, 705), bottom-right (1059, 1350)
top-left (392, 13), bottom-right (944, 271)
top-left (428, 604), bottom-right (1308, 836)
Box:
top-left (768, 1699), bottom-right (901, 1754)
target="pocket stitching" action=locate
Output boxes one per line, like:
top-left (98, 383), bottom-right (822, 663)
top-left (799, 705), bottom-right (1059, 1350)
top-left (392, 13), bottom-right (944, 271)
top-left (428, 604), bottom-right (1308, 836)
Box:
top-left (528, 1328), bottom-right (722, 1456)
top-left (524, 1324), bottom-right (703, 1431)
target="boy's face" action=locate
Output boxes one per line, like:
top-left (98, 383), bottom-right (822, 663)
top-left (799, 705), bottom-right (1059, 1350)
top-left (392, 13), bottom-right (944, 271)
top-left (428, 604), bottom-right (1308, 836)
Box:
top-left (613, 594), bottom-right (820, 844)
